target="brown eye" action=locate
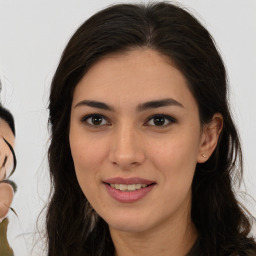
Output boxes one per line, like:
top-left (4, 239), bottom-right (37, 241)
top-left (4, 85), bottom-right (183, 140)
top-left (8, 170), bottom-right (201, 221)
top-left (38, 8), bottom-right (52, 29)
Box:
top-left (91, 115), bottom-right (103, 125)
top-left (146, 114), bottom-right (176, 127)
top-left (152, 116), bottom-right (166, 126)
top-left (82, 114), bottom-right (110, 126)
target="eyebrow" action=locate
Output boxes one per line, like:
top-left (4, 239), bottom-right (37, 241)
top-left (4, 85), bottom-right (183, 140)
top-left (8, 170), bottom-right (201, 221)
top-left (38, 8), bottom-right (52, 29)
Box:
top-left (136, 98), bottom-right (184, 111)
top-left (74, 98), bottom-right (184, 112)
top-left (75, 100), bottom-right (114, 111)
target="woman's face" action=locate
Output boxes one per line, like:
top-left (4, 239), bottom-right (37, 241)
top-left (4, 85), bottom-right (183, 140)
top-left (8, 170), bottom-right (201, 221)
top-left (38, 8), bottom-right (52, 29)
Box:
top-left (69, 49), bottom-right (208, 233)
top-left (0, 119), bottom-right (15, 181)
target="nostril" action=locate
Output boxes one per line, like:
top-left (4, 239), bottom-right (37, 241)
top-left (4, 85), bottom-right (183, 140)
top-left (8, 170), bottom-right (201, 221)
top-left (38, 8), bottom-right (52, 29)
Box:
top-left (108, 143), bottom-right (146, 168)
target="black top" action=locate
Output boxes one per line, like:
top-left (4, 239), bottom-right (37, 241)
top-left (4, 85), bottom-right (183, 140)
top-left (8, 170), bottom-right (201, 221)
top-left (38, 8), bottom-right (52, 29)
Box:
top-left (186, 238), bottom-right (256, 256)
top-left (186, 239), bottom-right (200, 256)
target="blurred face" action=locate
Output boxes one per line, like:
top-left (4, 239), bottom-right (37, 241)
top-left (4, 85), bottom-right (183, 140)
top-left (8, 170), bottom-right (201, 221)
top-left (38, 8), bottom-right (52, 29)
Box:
top-left (69, 49), bottom-right (205, 233)
top-left (0, 119), bottom-right (15, 181)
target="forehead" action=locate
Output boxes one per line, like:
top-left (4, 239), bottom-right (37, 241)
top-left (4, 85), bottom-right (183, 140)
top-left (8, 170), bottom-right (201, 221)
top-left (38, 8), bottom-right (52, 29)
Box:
top-left (72, 49), bottom-right (197, 111)
top-left (0, 119), bottom-right (15, 148)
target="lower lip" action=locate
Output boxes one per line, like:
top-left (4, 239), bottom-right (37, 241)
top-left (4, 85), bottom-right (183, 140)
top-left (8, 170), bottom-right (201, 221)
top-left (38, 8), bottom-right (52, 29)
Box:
top-left (104, 183), bottom-right (155, 203)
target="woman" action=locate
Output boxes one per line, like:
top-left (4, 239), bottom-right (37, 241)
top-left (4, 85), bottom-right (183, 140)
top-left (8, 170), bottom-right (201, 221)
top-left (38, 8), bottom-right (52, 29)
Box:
top-left (47, 2), bottom-right (256, 256)
top-left (0, 104), bottom-right (16, 256)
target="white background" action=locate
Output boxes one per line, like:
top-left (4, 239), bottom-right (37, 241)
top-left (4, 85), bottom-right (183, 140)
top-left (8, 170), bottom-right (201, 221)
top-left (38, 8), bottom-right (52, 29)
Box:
top-left (0, 0), bottom-right (255, 255)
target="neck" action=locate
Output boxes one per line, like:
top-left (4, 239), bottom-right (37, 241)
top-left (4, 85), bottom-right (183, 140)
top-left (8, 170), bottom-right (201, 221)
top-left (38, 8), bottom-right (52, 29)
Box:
top-left (110, 206), bottom-right (197, 256)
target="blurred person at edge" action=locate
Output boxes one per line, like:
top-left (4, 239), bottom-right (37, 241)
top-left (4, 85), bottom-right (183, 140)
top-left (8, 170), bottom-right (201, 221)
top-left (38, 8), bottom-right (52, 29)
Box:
top-left (0, 81), bottom-right (17, 256)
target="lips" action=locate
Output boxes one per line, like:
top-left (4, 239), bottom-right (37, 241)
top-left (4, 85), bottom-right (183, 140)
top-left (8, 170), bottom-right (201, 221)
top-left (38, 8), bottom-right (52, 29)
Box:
top-left (103, 177), bottom-right (156, 203)
top-left (103, 177), bottom-right (155, 185)
top-left (110, 183), bottom-right (148, 191)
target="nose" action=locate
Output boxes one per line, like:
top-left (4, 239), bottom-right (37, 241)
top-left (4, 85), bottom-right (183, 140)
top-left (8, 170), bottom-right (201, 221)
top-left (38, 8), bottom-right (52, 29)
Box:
top-left (108, 124), bottom-right (146, 170)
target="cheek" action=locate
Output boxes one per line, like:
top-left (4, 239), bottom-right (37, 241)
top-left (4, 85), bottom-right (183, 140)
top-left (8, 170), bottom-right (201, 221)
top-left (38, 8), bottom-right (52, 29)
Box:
top-left (0, 169), bottom-right (5, 181)
top-left (70, 130), bottom-right (108, 169)
top-left (69, 132), bottom-right (109, 192)
top-left (148, 133), bottom-right (199, 190)
top-left (150, 132), bottom-right (199, 166)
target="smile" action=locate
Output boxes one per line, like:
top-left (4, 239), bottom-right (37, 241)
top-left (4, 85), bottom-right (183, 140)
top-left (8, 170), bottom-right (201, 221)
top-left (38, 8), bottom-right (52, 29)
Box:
top-left (103, 177), bottom-right (156, 203)
top-left (109, 183), bottom-right (148, 191)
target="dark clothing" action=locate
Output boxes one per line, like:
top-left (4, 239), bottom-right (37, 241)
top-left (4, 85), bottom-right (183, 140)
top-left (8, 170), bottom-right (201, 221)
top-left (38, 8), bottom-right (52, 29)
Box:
top-left (0, 218), bottom-right (14, 256)
top-left (186, 239), bottom-right (200, 256)
top-left (186, 238), bottom-right (256, 256)
top-left (0, 180), bottom-right (16, 256)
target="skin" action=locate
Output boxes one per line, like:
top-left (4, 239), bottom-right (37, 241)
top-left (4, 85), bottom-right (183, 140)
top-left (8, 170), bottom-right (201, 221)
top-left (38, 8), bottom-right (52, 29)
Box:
top-left (0, 183), bottom-right (14, 221)
top-left (69, 49), bottom-right (223, 256)
top-left (0, 118), bottom-right (15, 221)
top-left (0, 119), bottom-right (15, 181)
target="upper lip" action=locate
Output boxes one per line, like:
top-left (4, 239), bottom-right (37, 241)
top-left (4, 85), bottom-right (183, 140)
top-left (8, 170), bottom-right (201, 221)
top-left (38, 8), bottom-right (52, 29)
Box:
top-left (103, 177), bottom-right (155, 185)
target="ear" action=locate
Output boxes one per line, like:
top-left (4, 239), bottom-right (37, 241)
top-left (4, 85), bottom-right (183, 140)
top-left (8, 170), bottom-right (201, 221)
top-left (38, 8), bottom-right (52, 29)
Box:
top-left (197, 113), bottom-right (223, 163)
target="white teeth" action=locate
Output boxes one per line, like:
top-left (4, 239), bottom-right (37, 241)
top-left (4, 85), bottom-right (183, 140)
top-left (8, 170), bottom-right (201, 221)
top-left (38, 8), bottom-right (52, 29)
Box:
top-left (128, 184), bottom-right (135, 191)
top-left (110, 183), bottom-right (148, 191)
top-left (135, 184), bottom-right (142, 189)
top-left (119, 184), bottom-right (127, 191)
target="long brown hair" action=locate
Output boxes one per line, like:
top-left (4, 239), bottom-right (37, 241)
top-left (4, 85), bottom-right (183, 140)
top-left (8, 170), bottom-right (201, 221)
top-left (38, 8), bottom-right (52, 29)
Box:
top-left (47, 2), bottom-right (256, 255)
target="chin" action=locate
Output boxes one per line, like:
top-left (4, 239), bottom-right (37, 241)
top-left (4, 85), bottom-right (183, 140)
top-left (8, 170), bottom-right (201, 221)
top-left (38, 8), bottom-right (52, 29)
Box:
top-left (103, 213), bottom-right (155, 233)
top-left (109, 222), bottom-right (150, 233)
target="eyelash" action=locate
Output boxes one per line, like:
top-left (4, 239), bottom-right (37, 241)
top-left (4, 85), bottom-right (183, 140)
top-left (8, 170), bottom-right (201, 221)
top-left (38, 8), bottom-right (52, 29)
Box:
top-left (81, 114), bottom-right (110, 127)
top-left (81, 114), bottom-right (176, 128)
top-left (145, 114), bottom-right (176, 127)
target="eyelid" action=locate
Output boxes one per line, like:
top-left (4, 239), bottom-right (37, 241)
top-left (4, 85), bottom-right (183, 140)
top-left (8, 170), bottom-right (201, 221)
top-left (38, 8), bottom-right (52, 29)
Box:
top-left (80, 113), bottom-right (176, 128)
top-left (81, 114), bottom-right (111, 126)
top-left (144, 114), bottom-right (176, 127)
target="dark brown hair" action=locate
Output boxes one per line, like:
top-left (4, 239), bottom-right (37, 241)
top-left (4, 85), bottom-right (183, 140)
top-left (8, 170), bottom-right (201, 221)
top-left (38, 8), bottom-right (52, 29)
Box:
top-left (47, 2), bottom-right (256, 256)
